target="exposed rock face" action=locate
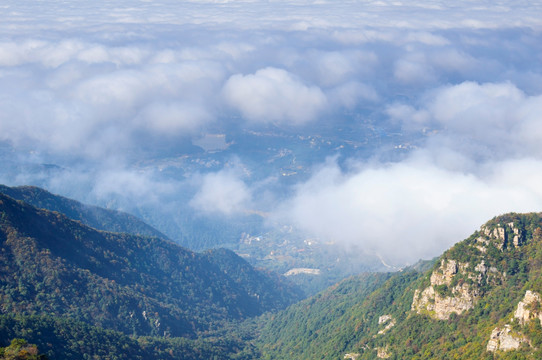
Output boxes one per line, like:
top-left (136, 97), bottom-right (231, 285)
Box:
top-left (412, 285), bottom-right (478, 320)
top-left (377, 315), bottom-right (395, 335)
top-left (283, 268), bottom-right (321, 276)
top-left (413, 222), bottom-right (518, 320)
top-left (478, 222), bottom-right (523, 251)
top-left (378, 315), bottom-right (392, 324)
top-left (412, 259), bottom-right (480, 320)
top-left (376, 346), bottom-right (391, 359)
top-left (508, 222), bottom-right (523, 247)
top-left (486, 290), bottom-right (540, 352)
top-left (343, 353), bottom-right (359, 360)
top-left (474, 260), bottom-right (487, 274)
top-left (487, 325), bottom-right (526, 352)
top-left (514, 290), bottom-right (542, 325)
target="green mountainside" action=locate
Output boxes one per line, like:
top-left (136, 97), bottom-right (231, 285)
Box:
top-left (0, 185), bottom-right (385, 297)
top-left (0, 185), bottom-right (167, 239)
top-left (0, 313), bottom-right (258, 359)
top-left (4, 185), bottom-right (542, 359)
top-left (256, 213), bottom-right (542, 359)
top-left (0, 192), bottom-right (301, 355)
top-left (203, 248), bottom-right (301, 312)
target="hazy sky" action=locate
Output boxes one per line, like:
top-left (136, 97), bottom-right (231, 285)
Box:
top-left (1, 0), bottom-right (542, 264)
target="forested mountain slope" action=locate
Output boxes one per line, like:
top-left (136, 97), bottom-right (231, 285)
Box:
top-left (257, 213), bottom-right (542, 360)
top-left (0, 313), bottom-right (257, 360)
top-left (0, 192), bottom-right (302, 340)
top-left (0, 184), bottom-right (167, 239)
top-left (5, 185), bottom-right (542, 360)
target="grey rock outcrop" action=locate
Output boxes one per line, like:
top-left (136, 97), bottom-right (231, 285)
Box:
top-left (514, 290), bottom-right (542, 325)
top-left (411, 259), bottom-right (480, 320)
top-left (376, 346), bottom-right (391, 359)
top-left (377, 315), bottom-right (395, 335)
top-left (486, 290), bottom-right (541, 352)
top-left (487, 325), bottom-right (526, 352)
top-left (477, 222), bottom-right (523, 251)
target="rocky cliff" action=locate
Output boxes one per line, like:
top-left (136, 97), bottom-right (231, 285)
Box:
top-left (411, 259), bottom-right (481, 320)
top-left (411, 220), bottom-right (515, 320)
top-left (514, 290), bottom-right (542, 326)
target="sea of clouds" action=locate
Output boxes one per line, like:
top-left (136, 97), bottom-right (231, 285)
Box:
top-left (1, 0), bottom-right (542, 264)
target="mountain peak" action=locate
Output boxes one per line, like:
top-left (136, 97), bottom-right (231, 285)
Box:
top-left (0, 184), bottom-right (168, 239)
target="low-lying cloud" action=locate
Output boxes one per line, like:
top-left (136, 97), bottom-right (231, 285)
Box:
top-left (190, 166), bottom-right (252, 216)
top-left (277, 156), bottom-right (542, 265)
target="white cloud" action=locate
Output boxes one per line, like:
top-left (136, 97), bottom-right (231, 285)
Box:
top-left (74, 69), bottom-right (147, 111)
top-left (91, 168), bottom-right (178, 206)
top-left (405, 31), bottom-right (450, 46)
top-left (310, 50), bottom-right (378, 87)
top-left (328, 81), bottom-right (379, 109)
top-left (394, 53), bottom-right (436, 85)
top-left (190, 167), bottom-right (252, 215)
top-left (278, 156), bottom-right (542, 265)
top-left (222, 67), bottom-right (327, 125)
top-left (429, 48), bottom-right (477, 74)
top-left (0, 50), bottom-right (226, 157)
top-left (3, 0), bottom-right (542, 34)
top-left (429, 81), bottom-right (525, 129)
top-left (0, 40), bottom-right (81, 68)
top-left (391, 81), bottom-right (542, 160)
top-left (135, 102), bottom-right (212, 135)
